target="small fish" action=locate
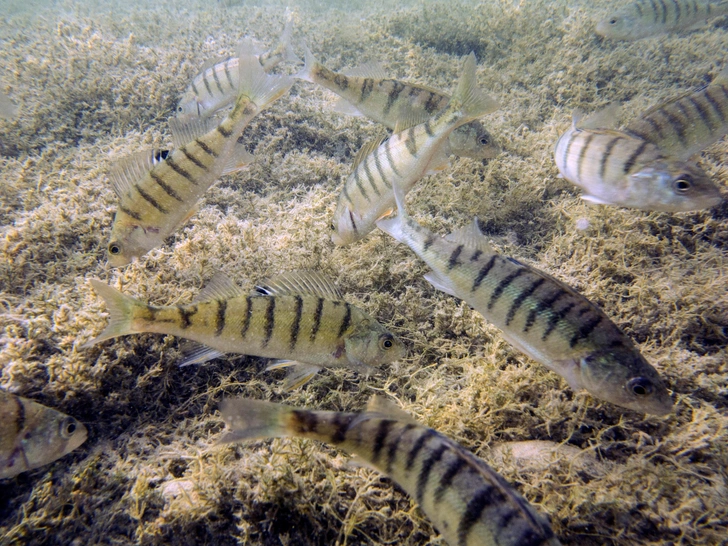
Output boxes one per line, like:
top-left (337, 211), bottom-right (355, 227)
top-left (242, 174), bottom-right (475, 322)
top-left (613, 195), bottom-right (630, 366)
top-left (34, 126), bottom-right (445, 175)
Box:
top-left (554, 109), bottom-right (721, 212)
top-left (376, 181), bottom-right (673, 415)
top-left (84, 271), bottom-right (405, 389)
top-left (624, 67), bottom-right (728, 160)
top-left (220, 396), bottom-right (562, 546)
top-left (0, 90), bottom-right (17, 120)
top-left (0, 391), bottom-right (87, 479)
top-left (176, 17), bottom-right (297, 122)
top-left (106, 53), bottom-right (292, 267)
top-left (596, 0), bottom-right (728, 40)
top-left (331, 53), bottom-right (499, 246)
top-left (296, 47), bottom-right (500, 160)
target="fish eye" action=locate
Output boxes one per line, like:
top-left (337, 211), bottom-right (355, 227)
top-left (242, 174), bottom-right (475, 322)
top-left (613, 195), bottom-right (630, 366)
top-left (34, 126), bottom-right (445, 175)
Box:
top-left (673, 175), bottom-right (693, 194)
top-left (379, 334), bottom-right (394, 350)
top-left (609, 18), bottom-right (617, 25)
top-left (627, 377), bottom-right (653, 397)
top-left (330, 222), bottom-right (335, 231)
top-left (177, 106), bottom-right (183, 112)
top-left (479, 136), bottom-right (489, 145)
top-left (59, 417), bottom-right (77, 439)
top-left (108, 242), bottom-right (122, 255)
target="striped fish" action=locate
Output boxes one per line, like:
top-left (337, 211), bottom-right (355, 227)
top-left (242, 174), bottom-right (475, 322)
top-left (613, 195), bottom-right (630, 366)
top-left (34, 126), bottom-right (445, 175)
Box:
top-left (176, 17), bottom-right (297, 122)
top-left (331, 53), bottom-right (499, 246)
top-left (553, 110), bottom-right (721, 211)
top-left (296, 47), bottom-right (500, 160)
top-left (106, 53), bottom-right (292, 267)
top-left (624, 67), bottom-right (728, 160)
top-left (1, 391), bottom-right (87, 479)
top-left (83, 271), bottom-right (405, 389)
top-left (596, 0), bottom-right (728, 40)
top-left (220, 396), bottom-right (562, 546)
top-left (376, 184), bottom-right (673, 415)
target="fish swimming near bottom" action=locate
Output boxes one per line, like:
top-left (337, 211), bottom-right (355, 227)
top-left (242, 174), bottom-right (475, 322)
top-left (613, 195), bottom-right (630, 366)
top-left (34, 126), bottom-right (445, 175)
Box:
top-left (83, 271), bottom-right (405, 389)
top-left (220, 396), bottom-right (562, 546)
top-left (0, 391), bottom-right (87, 479)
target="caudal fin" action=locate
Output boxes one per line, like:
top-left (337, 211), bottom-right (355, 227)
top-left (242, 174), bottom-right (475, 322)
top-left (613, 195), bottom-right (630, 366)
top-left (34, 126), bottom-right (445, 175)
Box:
top-left (449, 53), bottom-right (499, 120)
top-left (218, 398), bottom-right (294, 444)
top-left (293, 43), bottom-right (318, 83)
top-left (235, 48), bottom-right (293, 109)
top-left (82, 279), bottom-right (141, 348)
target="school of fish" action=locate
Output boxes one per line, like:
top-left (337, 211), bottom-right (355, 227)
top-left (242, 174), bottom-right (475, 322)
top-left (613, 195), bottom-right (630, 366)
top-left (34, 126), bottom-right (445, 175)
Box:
top-left (2, 3), bottom-right (728, 545)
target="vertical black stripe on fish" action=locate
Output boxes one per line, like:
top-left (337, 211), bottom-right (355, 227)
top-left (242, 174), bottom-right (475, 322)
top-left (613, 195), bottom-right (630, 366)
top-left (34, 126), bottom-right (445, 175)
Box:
top-left (561, 132), bottom-right (577, 174)
top-left (202, 72), bottom-right (214, 97)
top-left (472, 255), bottom-right (498, 292)
top-left (333, 74), bottom-right (349, 91)
top-left (523, 288), bottom-right (567, 333)
top-left (191, 81), bottom-right (200, 99)
top-left (384, 81), bottom-right (405, 115)
top-left (643, 115), bottom-right (665, 141)
top-left (362, 159), bottom-right (381, 196)
top-left (470, 249), bottom-right (483, 262)
top-left (342, 183), bottom-right (355, 206)
top-left (134, 184), bottom-right (168, 213)
top-left (386, 423), bottom-right (416, 474)
top-left (416, 443), bottom-right (448, 505)
top-left (224, 60), bottom-right (235, 89)
top-left (423, 120), bottom-right (434, 137)
top-left (425, 92), bottom-right (442, 114)
top-left (423, 234), bottom-right (436, 252)
top-left (599, 136), bottom-right (623, 181)
top-left (336, 303), bottom-right (352, 338)
top-left (289, 295), bottom-right (303, 351)
top-left (457, 486), bottom-right (498, 546)
top-left (165, 156), bottom-right (197, 184)
top-left (262, 298), bottom-right (276, 347)
top-left (372, 419), bottom-right (395, 463)
top-left (217, 124), bottom-right (233, 138)
top-left (635, 0), bottom-right (644, 16)
top-left (212, 67), bottom-right (225, 95)
top-left (433, 455), bottom-right (467, 504)
top-left (348, 209), bottom-right (358, 235)
top-left (541, 301), bottom-right (576, 341)
top-left (385, 137), bottom-right (403, 177)
top-left (406, 430), bottom-right (436, 471)
top-left (373, 152), bottom-right (391, 189)
top-left (180, 146), bottom-right (208, 171)
top-left (688, 96), bottom-right (716, 131)
top-left (576, 132), bottom-right (595, 183)
top-left (177, 306), bottom-right (196, 329)
top-left (647, 0), bottom-right (660, 23)
top-left (569, 313), bottom-right (604, 348)
top-left (12, 394), bottom-right (25, 438)
top-left (150, 172), bottom-right (184, 201)
top-left (353, 168), bottom-right (370, 202)
top-left (215, 299), bottom-right (227, 337)
top-left (657, 109), bottom-right (688, 147)
top-left (119, 206), bottom-right (143, 221)
top-left (487, 269), bottom-right (526, 311)
top-left (195, 138), bottom-right (218, 158)
top-left (622, 140), bottom-right (649, 174)
top-left (360, 78), bottom-right (374, 103)
top-left (310, 298), bottom-right (324, 342)
top-left (505, 277), bottom-right (546, 327)
top-left (669, 0), bottom-right (681, 23)
top-left (656, 0), bottom-right (668, 24)
top-left (405, 127), bottom-right (418, 156)
top-left (291, 409), bottom-right (319, 434)
top-left (703, 87), bottom-right (727, 123)
top-left (330, 413), bottom-right (353, 444)
top-left (240, 295), bottom-right (253, 338)
top-left (448, 245), bottom-right (464, 270)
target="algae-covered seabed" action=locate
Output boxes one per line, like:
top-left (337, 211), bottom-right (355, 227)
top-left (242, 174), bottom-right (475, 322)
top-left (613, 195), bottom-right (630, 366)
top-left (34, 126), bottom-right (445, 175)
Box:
top-left (1, 0), bottom-right (727, 544)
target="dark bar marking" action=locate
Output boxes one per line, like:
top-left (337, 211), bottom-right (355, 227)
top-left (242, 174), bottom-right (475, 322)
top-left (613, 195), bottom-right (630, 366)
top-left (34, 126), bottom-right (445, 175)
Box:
top-left (195, 138), bottom-right (218, 158)
top-left (165, 157), bottom-right (196, 184)
top-left (180, 146), bottom-right (208, 171)
top-left (569, 314), bottom-right (603, 347)
top-left (134, 184), bottom-right (168, 213)
top-left (523, 288), bottom-right (567, 333)
top-left (337, 303), bottom-right (352, 338)
top-left (215, 299), bottom-right (227, 337)
top-left (310, 298), bottom-right (324, 342)
top-left (472, 256), bottom-right (498, 292)
top-left (386, 423), bottom-right (416, 474)
top-left (405, 430), bottom-right (436, 471)
top-left (433, 456), bottom-right (466, 504)
top-left (457, 486), bottom-right (497, 546)
top-left (372, 419), bottom-right (395, 463)
top-left (505, 277), bottom-right (546, 326)
top-left (448, 245), bottom-right (464, 270)
top-left (262, 298), bottom-right (276, 347)
top-left (120, 206), bottom-right (142, 221)
top-left (150, 173), bottom-right (184, 201)
top-left (289, 295), bottom-right (303, 351)
top-left (240, 295), bottom-right (253, 338)
top-left (487, 269), bottom-right (526, 310)
top-left (622, 140), bottom-right (649, 174)
top-left (599, 136), bottom-right (622, 181)
top-left (542, 302), bottom-right (577, 341)
top-left (416, 443), bottom-right (448, 505)
top-left (177, 306), bottom-right (196, 329)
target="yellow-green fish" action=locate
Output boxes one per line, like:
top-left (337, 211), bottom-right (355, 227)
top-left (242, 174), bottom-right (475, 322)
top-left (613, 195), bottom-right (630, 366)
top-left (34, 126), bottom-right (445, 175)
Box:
top-left (220, 396), bottom-right (562, 546)
top-left (84, 271), bottom-right (405, 389)
top-left (0, 391), bottom-right (87, 479)
top-left (176, 17), bottom-right (297, 122)
top-left (376, 184), bottom-right (673, 415)
top-left (554, 109), bottom-right (721, 211)
top-left (106, 53), bottom-right (292, 267)
top-left (624, 67), bottom-right (728, 160)
top-left (596, 0), bottom-right (728, 40)
top-left (296, 47), bottom-right (500, 160)
top-left (331, 53), bottom-right (499, 246)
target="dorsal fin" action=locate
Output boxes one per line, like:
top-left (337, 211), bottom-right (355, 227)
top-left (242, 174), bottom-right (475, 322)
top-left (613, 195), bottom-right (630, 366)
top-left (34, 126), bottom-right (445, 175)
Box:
top-left (169, 116), bottom-right (221, 149)
top-left (365, 395), bottom-right (419, 424)
top-left (108, 150), bottom-right (167, 198)
top-left (393, 111), bottom-right (429, 134)
top-left (574, 103), bottom-right (621, 130)
top-left (444, 217), bottom-right (493, 252)
top-left (253, 270), bottom-right (344, 300)
top-left (352, 135), bottom-right (388, 170)
top-left (193, 273), bottom-right (246, 303)
top-left (343, 61), bottom-right (388, 80)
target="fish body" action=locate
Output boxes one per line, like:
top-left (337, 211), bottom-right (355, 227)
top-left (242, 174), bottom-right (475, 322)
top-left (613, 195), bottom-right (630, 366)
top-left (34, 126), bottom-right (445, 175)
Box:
top-left (107, 54), bottom-right (292, 267)
top-left (596, 0), bottom-right (728, 40)
top-left (296, 47), bottom-right (499, 160)
top-left (84, 271), bottom-right (405, 388)
top-left (0, 391), bottom-right (87, 479)
top-left (376, 191), bottom-right (673, 415)
top-left (624, 68), bottom-right (728, 160)
top-left (220, 396), bottom-right (562, 546)
top-left (554, 113), bottom-right (720, 211)
top-left (331, 53), bottom-right (499, 245)
top-left (176, 18), bottom-right (296, 122)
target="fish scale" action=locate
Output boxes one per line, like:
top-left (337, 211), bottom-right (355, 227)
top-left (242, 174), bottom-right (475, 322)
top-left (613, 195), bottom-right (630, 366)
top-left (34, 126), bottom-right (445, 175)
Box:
top-left (220, 397), bottom-right (562, 546)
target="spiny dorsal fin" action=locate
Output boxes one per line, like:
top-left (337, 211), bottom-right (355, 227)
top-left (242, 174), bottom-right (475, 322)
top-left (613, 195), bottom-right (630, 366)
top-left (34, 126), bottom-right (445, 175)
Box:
top-left (352, 135), bottom-right (388, 170)
top-left (194, 273), bottom-right (246, 303)
top-left (444, 217), bottom-right (493, 252)
top-left (574, 103), bottom-right (621, 130)
top-left (343, 60), bottom-right (388, 80)
top-left (254, 270), bottom-right (344, 300)
top-left (170, 116), bottom-right (221, 149)
top-left (393, 112), bottom-right (429, 134)
top-left (366, 395), bottom-right (420, 424)
top-left (108, 149), bottom-right (168, 199)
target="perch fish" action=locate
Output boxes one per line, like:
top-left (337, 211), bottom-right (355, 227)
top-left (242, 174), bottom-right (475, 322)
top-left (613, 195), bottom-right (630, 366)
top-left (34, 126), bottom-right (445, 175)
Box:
top-left (84, 271), bottom-right (405, 389)
top-left (296, 46), bottom-right (499, 160)
top-left (376, 181), bottom-right (673, 415)
top-left (554, 109), bottom-right (720, 211)
top-left (0, 391), bottom-right (87, 479)
top-left (624, 67), bottom-right (728, 160)
top-left (331, 53), bottom-right (499, 245)
top-left (106, 53), bottom-right (292, 267)
top-left (220, 396), bottom-right (562, 546)
top-left (596, 0), bottom-right (728, 40)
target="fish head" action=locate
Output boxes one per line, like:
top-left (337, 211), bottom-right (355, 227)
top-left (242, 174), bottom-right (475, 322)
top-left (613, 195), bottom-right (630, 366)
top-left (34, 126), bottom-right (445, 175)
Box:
top-left (447, 121), bottom-right (500, 160)
top-left (343, 315), bottom-right (406, 371)
top-left (577, 347), bottom-right (673, 416)
top-left (628, 160), bottom-right (721, 212)
top-left (107, 219), bottom-right (164, 267)
top-left (595, 8), bottom-right (646, 40)
top-left (175, 93), bottom-right (201, 122)
top-left (22, 410), bottom-right (88, 472)
top-left (331, 202), bottom-right (364, 246)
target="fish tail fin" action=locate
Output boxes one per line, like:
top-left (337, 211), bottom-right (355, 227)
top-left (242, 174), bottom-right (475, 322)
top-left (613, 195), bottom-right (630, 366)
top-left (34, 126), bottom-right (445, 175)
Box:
top-left (82, 279), bottom-right (142, 348)
top-left (279, 14), bottom-right (300, 64)
top-left (235, 48), bottom-right (293, 109)
top-left (293, 43), bottom-right (316, 83)
top-left (218, 398), bottom-right (295, 443)
top-left (375, 150), bottom-right (411, 242)
top-left (449, 53), bottom-right (499, 121)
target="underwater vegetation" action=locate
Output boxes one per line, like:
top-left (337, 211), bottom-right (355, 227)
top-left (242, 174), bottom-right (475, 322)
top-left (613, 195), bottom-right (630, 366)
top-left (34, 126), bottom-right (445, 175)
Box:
top-left (1, 0), bottom-right (727, 545)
